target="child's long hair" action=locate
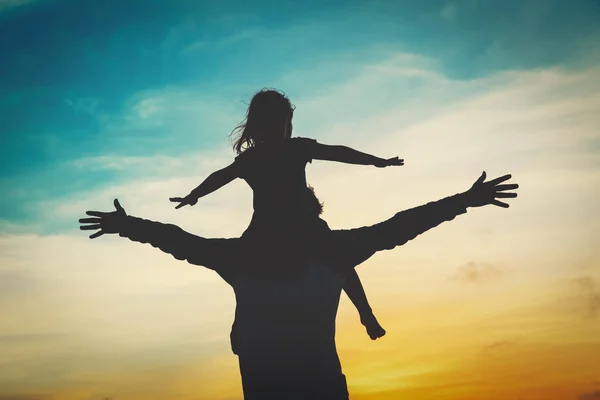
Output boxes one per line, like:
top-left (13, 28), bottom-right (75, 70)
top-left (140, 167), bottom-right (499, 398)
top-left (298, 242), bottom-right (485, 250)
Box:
top-left (306, 185), bottom-right (324, 216)
top-left (230, 88), bottom-right (295, 154)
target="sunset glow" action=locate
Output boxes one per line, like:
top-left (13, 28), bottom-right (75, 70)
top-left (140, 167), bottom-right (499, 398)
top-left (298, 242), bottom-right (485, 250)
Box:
top-left (1, 0), bottom-right (599, 399)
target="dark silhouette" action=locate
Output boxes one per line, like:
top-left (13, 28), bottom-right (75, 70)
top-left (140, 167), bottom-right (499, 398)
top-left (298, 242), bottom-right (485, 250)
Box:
top-left (170, 89), bottom-right (402, 340)
top-left (80, 171), bottom-right (518, 400)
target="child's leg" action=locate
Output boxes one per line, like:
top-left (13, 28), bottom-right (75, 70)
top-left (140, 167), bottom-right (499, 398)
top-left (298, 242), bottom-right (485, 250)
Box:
top-left (342, 270), bottom-right (386, 340)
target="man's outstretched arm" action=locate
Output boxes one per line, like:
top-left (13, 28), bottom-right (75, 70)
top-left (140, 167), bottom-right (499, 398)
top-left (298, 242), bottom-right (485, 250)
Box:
top-left (79, 199), bottom-right (238, 272)
top-left (330, 171), bottom-right (519, 269)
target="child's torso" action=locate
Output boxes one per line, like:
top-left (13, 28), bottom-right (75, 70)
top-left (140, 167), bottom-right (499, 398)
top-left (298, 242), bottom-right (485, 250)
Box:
top-left (235, 137), bottom-right (318, 236)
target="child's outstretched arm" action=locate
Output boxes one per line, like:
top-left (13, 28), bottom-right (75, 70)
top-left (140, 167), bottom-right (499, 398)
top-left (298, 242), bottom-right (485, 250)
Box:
top-left (170, 162), bottom-right (238, 209)
top-left (312, 143), bottom-right (403, 168)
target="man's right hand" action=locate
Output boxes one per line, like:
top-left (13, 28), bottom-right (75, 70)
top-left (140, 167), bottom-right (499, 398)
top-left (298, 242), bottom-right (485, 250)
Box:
top-left (462, 171), bottom-right (519, 209)
top-left (79, 199), bottom-right (127, 239)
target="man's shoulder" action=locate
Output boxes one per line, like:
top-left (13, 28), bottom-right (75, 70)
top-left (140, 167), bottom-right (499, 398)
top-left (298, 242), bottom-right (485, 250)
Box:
top-left (290, 137), bottom-right (317, 145)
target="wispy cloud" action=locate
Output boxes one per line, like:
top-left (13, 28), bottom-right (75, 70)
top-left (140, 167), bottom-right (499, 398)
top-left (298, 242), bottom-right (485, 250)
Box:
top-left (160, 14), bottom-right (265, 57)
top-left (160, 16), bottom-right (196, 53)
top-left (441, 2), bottom-right (458, 21)
top-left (18, 55), bottom-right (600, 246)
top-left (0, 0), bottom-right (39, 12)
top-left (0, 396), bottom-right (53, 400)
top-left (480, 340), bottom-right (516, 355)
top-left (550, 275), bottom-right (600, 320)
top-left (181, 28), bottom-right (264, 55)
top-left (63, 97), bottom-right (103, 118)
top-left (579, 390), bottom-right (600, 400)
top-left (449, 261), bottom-right (510, 284)
top-left (97, 86), bottom-right (241, 146)
top-left (0, 333), bottom-right (65, 345)
top-left (572, 276), bottom-right (600, 318)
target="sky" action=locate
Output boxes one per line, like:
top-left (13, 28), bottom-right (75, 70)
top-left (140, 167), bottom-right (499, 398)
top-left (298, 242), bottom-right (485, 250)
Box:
top-left (1, 0), bottom-right (599, 399)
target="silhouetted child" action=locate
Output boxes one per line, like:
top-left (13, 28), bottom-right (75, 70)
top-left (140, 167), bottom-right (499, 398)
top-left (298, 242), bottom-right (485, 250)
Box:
top-left (170, 88), bottom-right (403, 340)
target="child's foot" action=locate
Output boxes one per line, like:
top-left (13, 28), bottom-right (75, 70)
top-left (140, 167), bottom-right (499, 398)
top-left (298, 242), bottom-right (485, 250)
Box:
top-left (360, 313), bottom-right (386, 340)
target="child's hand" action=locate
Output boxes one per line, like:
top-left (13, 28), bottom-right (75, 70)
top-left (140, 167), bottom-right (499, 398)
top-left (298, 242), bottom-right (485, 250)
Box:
top-left (375, 157), bottom-right (404, 168)
top-left (169, 195), bottom-right (198, 209)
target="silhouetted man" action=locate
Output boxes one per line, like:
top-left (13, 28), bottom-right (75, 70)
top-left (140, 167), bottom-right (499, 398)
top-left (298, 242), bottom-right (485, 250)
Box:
top-left (79, 172), bottom-right (518, 399)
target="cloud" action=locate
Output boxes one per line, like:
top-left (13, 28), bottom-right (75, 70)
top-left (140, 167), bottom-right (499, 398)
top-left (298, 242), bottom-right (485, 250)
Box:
top-left (67, 154), bottom-right (201, 174)
top-left (63, 97), bottom-right (103, 119)
top-left (572, 276), bottom-right (600, 318)
top-left (480, 340), bottom-right (516, 355)
top-left (97, 86), bottom-right (241, 148)
top-left (0, 53), bottom-right (594, 324)
top-left (441, 3), bottom-right (458, 21)
top-left (0, 0), bottom-right (39, 12)
top-left (160, 16), bottom-right (196, 53)
top-left (579, 391), bottom-right (600, 400)
top-left (2, 5), bottom-right (599, 397)
top-left (553, 275), bottom-right (600, 319)
top-left (0, 396), bottom-right (52, 400)
top-left (13, 55), bottom-right (599, 251)
top-left (168, 0), bottom-right (600, 80)
top-left (0, 231), bottom-right (236, 393)
top-left (449, 261), bottom-right (509, 283)
top-left (0, 333), bottom-right (64, 345)
top-left (2, 59), bottom-right (592, 389)
top-left (1, 53), bottom-right (599, 393)
top-left (160, 15), bottom-right (264, 56)
top-left (0, 271), bottom-right (46, 300)
top-left (4, 44), bottom-right (600, 233)
top-left (181, 28), bottom-right (264, 55)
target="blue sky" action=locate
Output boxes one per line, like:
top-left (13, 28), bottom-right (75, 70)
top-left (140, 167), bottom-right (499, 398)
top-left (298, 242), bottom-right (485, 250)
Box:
top-left (1, 0), bottom-right (600, 228)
